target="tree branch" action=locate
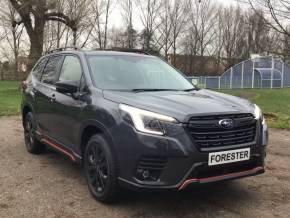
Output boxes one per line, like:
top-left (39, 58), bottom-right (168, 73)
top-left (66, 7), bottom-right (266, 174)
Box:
top-left (45, 12), bottom-right (77, 31)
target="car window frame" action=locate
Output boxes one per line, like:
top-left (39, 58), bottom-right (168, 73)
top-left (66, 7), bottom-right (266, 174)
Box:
top-left (57, 54), bottom-right (87, 92)
top-left (30, 56), bottom-right (49, 82)
top-left (40, 54), bottom-right (64, 87)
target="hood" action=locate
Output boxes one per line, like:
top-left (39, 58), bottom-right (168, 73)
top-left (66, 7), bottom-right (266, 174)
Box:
top-left (103, 89), bottom-right (254, 123)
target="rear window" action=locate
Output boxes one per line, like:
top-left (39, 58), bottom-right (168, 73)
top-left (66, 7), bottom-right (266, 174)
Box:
top-left (41, 55), bottom-right (63, 85)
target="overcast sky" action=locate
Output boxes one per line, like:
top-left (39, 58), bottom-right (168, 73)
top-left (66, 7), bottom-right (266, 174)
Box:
top-left (110, 0), bottom-right (240, 30)
top-left (217, 0), bottom-right (238, 5)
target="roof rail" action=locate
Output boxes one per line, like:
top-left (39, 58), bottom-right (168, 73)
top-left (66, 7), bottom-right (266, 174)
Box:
top-left (47, 46), bottom-right (80, 54)
top-left (110, 47), bottom-right (151, 55)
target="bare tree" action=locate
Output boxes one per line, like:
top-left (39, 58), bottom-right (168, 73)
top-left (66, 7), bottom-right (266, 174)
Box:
top-left (219, 6), bottom-right (247, 68)
top-left (137, 0), bottom-right (162, 50)
top-left (155, 0), bottom-right (173, 59)
top-left (91, 0), bottom-right (114, 49)
top-left (120, 0), bottom-right (136, 48)
top-left (170, 0), bottom-right (189, 64)
top-left (108, 26), bottom-right (127, 48)
top-left (42, 0), bottom-right (95, 51)
top-left (0, 1), bottom-right (24, 80)
top-left (244, 10), bottom-right (274, 56)
top-left (65, 0), bottom-right (91, 46)
top-left (242, 0), bottom-right (290, 37)
top-left (182, 0), bottom-right (217, 74)
top-left (212, 6), bottom-right (226, 74)
top-left (8, 0), bottom-right (77, 70)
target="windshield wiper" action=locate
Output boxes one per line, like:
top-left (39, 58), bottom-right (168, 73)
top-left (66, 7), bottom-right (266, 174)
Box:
top-left (183, 87), bottom-right (200, 92)
top-left (131, 88), bottom-right (180, 93)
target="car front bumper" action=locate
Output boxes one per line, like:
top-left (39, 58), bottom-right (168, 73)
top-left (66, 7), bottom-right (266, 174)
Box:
top-left (114, 120), bottom-right (267, 191)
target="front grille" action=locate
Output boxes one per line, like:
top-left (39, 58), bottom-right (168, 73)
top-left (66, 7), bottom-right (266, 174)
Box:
top-left (187, 114), bottom-right (256, 150)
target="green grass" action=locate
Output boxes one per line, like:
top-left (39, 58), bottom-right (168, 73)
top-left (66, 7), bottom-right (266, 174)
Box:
top-left (0, 81), bottom-right (22, 116)
top-left (0, 81), bottom-right (290, 129)
top-left (221, 88), bottom-right (290, 129)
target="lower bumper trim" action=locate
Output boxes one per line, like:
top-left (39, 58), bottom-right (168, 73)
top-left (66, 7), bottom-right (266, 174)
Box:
top-left (178, 166), bottom-right (264, 190)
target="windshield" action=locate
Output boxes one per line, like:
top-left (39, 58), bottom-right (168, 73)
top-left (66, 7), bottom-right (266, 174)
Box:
top-left (87, 55), bottom-right (194, 91)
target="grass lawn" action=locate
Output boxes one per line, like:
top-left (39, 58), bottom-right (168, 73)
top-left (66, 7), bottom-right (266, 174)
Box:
top-left (221, 88), bottom-right (290, 129)
top-left (0, 81), bottom-right (290, 129)
top-left (0, 81), bottom-right (22, 116)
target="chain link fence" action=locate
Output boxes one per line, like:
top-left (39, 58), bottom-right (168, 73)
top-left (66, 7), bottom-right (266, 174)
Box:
top-left (189, 57), bottom-right (290, 89)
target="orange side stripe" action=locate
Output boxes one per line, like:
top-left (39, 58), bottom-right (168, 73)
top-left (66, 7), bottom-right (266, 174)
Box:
top-left (41, 138), bottom-right (76, 162)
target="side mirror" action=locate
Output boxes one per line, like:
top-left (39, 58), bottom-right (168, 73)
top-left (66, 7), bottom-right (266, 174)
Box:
top-left (191, 78), bottom-right (198, 86)
top-left (55, 80), bottom-right (78, 94)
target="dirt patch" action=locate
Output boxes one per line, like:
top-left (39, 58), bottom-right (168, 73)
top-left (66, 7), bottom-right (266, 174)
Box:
top-left (0, 116), bottom-right (290, 218)
top-left (238, 92), bottom-right (257, 100)
top-left (264, 113), bottom-right (278, 122)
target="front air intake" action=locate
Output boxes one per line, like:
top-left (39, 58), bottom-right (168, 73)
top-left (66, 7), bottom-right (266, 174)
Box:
top-left (135, 156), bottom-right (167, 182)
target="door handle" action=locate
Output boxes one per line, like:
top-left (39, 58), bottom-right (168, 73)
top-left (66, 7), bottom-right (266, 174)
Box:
top-left (50, 93), bottom-right (56, 102)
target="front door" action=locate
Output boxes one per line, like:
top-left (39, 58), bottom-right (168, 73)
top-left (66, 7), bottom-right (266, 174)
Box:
top-left (49, 55), bottom-right (87, 151)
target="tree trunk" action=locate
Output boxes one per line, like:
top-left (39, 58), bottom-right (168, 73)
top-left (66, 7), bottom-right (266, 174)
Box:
top-left (73, 30), bottom-right (77, 46)
top-left (0, 68), bottom-right (4, 81)
top-left (12, 28), bottom-right (19, 80)
top-left (27, 30), bottom-right (44, 72)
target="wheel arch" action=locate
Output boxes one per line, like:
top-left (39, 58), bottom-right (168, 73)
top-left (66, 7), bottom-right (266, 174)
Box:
top-left (79, 120), bottom-right (116, 161)
top-left (22, 103), bottom-right (35, 127)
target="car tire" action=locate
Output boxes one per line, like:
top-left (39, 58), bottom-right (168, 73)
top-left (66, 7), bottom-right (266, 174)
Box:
top-left (84, 134), bottom-right (119, 203)
top-left (24, 112), bottom-right (45, 154)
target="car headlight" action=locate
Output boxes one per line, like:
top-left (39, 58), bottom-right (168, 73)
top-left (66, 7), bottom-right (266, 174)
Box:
top-left (119, 104), bottom-right (178, 135)
top-left (253, 104), bottom-right (265, 124)
top-left (254, 104), bottom-right (262, 119)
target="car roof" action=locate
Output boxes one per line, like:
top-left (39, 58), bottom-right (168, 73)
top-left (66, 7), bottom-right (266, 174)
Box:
top-left (43, 48), bottom-right (155, 58)
top-left (84, 50), bottom-right (155, 58)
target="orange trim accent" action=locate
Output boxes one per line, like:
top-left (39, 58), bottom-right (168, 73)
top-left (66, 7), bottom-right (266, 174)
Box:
top-left (41, 138), bottom-right (76, 162)
top-left (178, 166), bottom-right (264, 190)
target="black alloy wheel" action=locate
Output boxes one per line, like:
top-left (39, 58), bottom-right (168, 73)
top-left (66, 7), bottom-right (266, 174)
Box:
top-left (24, 112), bottom-right (45, 154)
top-left (84, 134), bottom-right (118, 203)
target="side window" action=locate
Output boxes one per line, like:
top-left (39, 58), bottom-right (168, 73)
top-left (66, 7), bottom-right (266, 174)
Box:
top-left (41, 55), bottom-right (63, 85)
top-left (31, 57), bottom-right (48, 81)
top-left (59, 56), bottom-right (82, 83)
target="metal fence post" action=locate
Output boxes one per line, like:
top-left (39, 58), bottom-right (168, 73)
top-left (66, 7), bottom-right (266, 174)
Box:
top-left (241, 61), bottom-right (244, 89)
top-left (271, 56), bottom-right (274, 89)
top-left (252, 59), bottom-right (255, 89)
top-left (230, 68), bottom-right (233, 89)
top-left (218, 77), bottom-right (221, 90)
top-left (282, 62), bottom-right (284, 88)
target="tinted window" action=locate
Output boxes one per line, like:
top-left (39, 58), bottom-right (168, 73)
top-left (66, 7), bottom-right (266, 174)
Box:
top-left (41, 55), bottom-right (63, 85)
top-left (59, 56), bottom-right (82, 83)
top-left (32, 57), bottom-right (48, 80)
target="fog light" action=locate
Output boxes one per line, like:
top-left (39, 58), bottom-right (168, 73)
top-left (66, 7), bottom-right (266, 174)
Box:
top-left (135, 168), bottom-right (160, 181)
top-left (142, 170), bottom-right (150, 179)
top-left (135, 156), bottom-right (167, 182)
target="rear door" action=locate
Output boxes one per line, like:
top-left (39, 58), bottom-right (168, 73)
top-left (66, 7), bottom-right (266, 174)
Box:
top-left (36, 55), bottom-right (64, 138)
top-left (24, 57), bottom-right (48, 128)
top-left (49, 55), bottom-right (87, 150)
